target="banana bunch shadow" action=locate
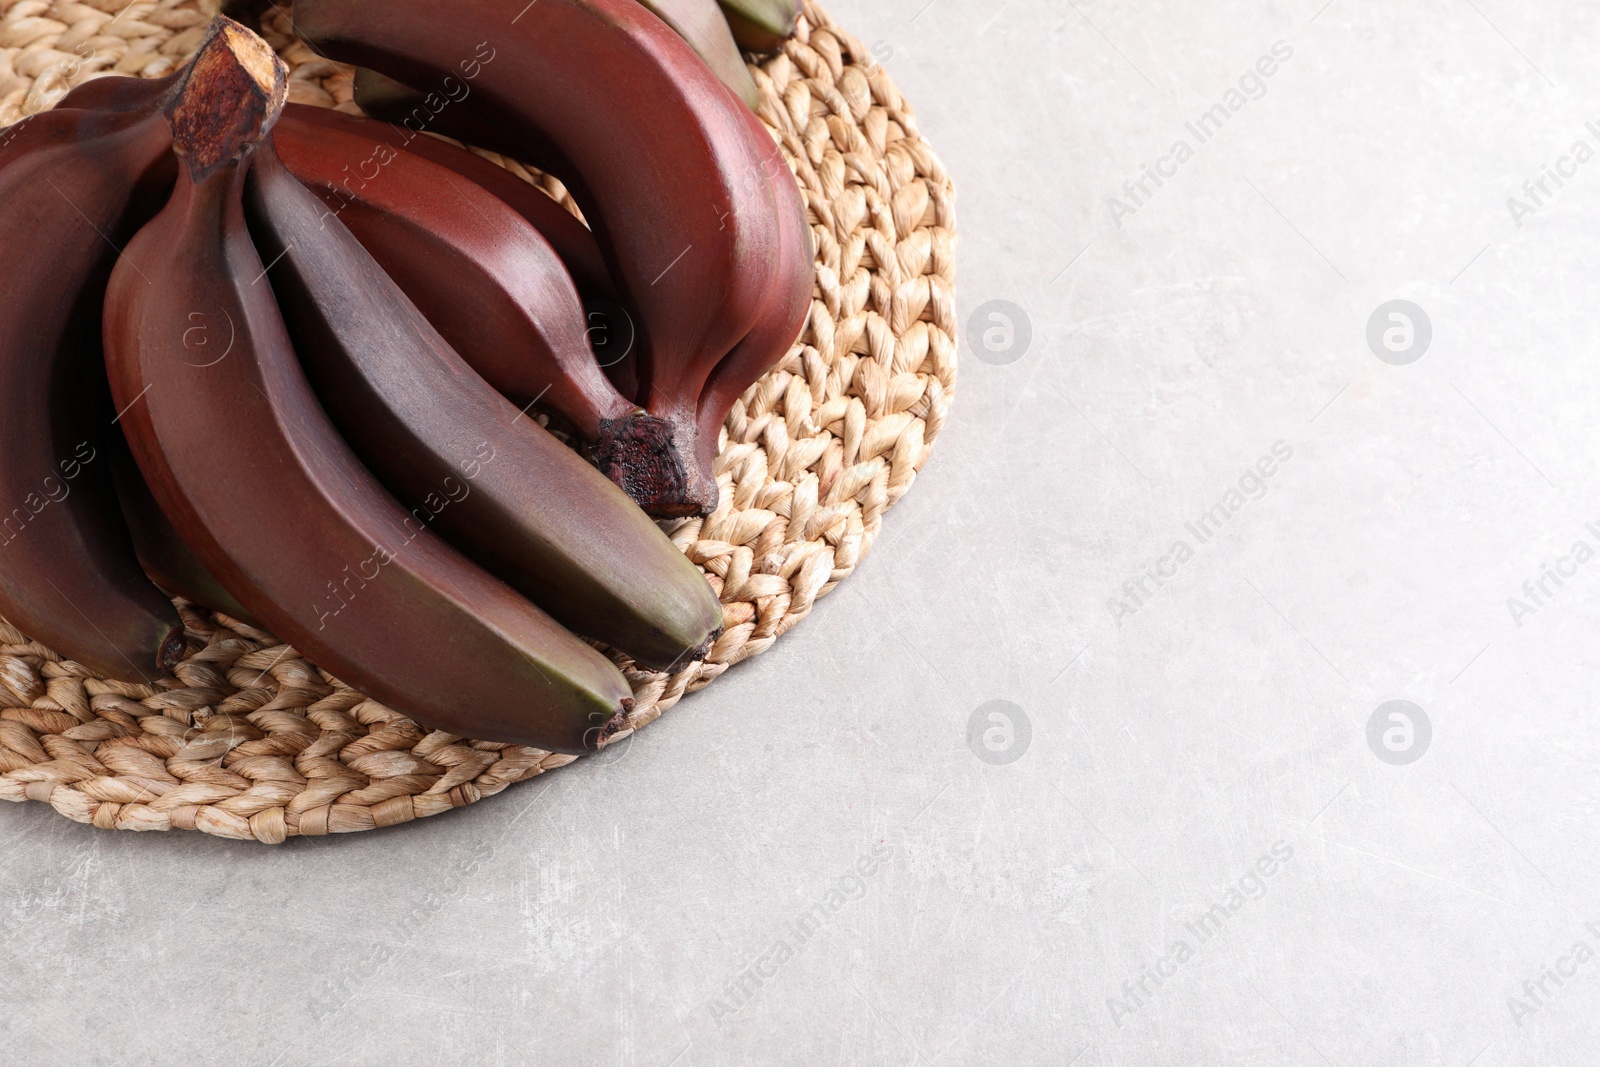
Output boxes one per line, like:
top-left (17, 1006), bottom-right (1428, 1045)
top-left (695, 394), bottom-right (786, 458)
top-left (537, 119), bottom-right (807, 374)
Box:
top-left (0, 0), bottom-right (813, 754)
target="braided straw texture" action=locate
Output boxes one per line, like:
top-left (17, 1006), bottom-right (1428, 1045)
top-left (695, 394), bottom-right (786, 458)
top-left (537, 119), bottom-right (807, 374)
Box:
top-left (0, 0), bottom-right (957, 841)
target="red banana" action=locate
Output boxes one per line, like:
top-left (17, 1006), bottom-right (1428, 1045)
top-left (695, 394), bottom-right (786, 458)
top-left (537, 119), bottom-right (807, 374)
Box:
top-left (693, 103), bottom-right (815, 482)
top-left (284, 100), bottom-right (618, 304)
top-left (269, 108), bottom-right (639, 439)
top-left (345, 71), bottom-right (644, 405)
top-left (0, 90), bottom-right (185, 681)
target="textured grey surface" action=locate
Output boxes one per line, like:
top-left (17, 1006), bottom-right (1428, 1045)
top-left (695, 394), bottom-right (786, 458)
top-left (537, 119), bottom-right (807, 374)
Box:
top-left (5, 1), bottom-right (1600, 1063)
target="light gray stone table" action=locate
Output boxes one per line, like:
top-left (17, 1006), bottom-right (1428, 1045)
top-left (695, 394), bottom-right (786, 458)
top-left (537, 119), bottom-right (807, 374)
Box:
top-left (5, 1), bottom-right (1599, 1063)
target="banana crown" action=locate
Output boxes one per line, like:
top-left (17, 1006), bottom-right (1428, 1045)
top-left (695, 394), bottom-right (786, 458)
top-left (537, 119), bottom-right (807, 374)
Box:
top-left (165, 17), bottom-right (289, 182)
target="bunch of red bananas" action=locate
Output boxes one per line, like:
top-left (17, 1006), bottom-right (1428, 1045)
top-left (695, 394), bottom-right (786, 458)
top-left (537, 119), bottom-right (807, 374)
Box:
top-left (0, 0), bottom-right (814, 754)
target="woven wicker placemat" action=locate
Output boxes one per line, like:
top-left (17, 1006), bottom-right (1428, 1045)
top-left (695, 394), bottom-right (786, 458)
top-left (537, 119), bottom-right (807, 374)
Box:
top-left (0, 0), bottom-right (957, 842)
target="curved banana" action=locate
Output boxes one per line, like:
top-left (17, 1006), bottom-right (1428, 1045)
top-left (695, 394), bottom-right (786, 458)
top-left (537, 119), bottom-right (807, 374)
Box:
top-left (693, 102), bottom-right (816, 482)
top-left (334, 81), bottom-right (646, 404)
top-left (0, 91), bottom-right (185, 681)
top-left (271, 109), bottom-right (637, 436)
top-left (284, 101), bottom-right (618, 304)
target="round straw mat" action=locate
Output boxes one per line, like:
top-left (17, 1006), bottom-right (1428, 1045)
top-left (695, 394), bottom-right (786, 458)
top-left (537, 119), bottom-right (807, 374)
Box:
top-left (0, 0), bottom-right (957, 841)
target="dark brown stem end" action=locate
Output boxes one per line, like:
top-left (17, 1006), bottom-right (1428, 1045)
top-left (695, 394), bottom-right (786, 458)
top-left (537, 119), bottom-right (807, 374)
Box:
top-left (588, 700), bottom-right (635, 751)
top-left (593, 414), bottom-right (718, 518)
top-left (156, 624), bottom-right (187, 674)
top-left (165, 16), bottom-right (288, 181)
top-left (686, 625), bottom-right (723, 665)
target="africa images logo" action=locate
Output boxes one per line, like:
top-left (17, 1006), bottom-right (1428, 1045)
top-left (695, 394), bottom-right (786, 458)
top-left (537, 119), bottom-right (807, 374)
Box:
top-left (1107, 41), bottom-right (1295, 227)
top-left (1107, 441), bottom-right (1294, 626)
top-left (1107, 842), bottom-right (1296, 1027)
